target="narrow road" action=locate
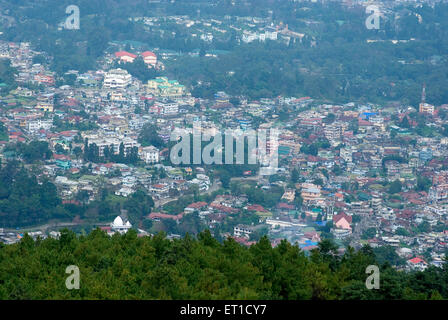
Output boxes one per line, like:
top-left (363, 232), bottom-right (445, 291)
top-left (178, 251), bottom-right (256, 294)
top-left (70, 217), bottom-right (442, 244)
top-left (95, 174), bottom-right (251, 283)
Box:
top-left (3, 221), bottom-right (82, 234)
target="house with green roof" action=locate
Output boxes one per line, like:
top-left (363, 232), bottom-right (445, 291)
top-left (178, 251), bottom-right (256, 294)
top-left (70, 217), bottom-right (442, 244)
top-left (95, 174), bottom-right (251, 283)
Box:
top-left (146, 77), bottom-right (187, 98)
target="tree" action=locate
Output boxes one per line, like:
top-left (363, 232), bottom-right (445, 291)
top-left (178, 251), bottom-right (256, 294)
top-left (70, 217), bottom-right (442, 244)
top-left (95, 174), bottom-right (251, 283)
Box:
top-left (301, 144), bottom-right (318, 156)
top-left (116, 56), bottom-right (158, 82)
top-left (291, 168), bottom-right (300, 183)
top-left (396, 227), bottom-right (410, 236)
top-left (75, 190), bottom-right (90, 204)
top-left (373, 246), bottom-right (405, 266)
top-left (119, 142), bottom-right (125, 161)
top-left (313, 178), bottom-right (324, 187)
top-left (73, 146), bottom-right (83, 159)
top-left (361, 227), bottom-right (377, 240)
top-left (124, 190), bottom-right (155, 225)
top-left (398, 115), bottom-right (410, 128)
top-left (323, 113), bottom-right (336, 124)
top-left (318, 238), bottom-right (337, 253)
top-left (220, 173), bottom-right (231, 189)
top-left (388, 180), bottom-right (402, 194)
top-left (0, 121), bottom-right (8, 141)
top-left (138, 123), bottom-right (165, 148)
top-left (416, 176), bottom-right (431, 192)
top-left (12, 141), bottom-right (52, 162)
top-left (229, 97), bottom-right (240, 106)
top-left (0, 59), bottom-right (17, 94)
top-left (418, 221), bottom-right (431, 233)
top-left (55, 144), bottom-right (66, 154)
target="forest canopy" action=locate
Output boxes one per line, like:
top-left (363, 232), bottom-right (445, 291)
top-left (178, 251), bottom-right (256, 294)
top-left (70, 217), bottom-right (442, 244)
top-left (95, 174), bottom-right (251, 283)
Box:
top-left (0, 229), bottom-right (447, 300)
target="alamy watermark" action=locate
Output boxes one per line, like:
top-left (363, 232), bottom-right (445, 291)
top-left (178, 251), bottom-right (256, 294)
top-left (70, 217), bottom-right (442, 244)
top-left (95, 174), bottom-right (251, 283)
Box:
top-left (365, 265), bottom-right (380, 289)
top-left (64, 5), bottom-right (80, 30)
top-left (65, 265), bottom-right (80, 290)
top-left (365, 5), bottom-right (380, 30)
top-left (169, 122), bottom-right (279, 175)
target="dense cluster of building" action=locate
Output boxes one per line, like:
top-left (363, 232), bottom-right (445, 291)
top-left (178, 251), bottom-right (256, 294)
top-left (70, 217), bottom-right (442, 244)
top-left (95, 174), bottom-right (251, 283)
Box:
top-left (0, 37), bottom-right (447, 271)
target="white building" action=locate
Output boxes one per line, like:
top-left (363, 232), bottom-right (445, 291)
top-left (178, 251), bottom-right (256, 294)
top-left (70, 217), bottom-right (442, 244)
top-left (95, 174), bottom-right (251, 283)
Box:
top-left (242, 29), bottom-right (278, 43)
top-left (84, 134), bottom-right (140, 157)
top-left (265, 218), bottom-right (306, 228)
top-left (324, 124), bottom-right (341, 142)
top-left (241, 31), bottom-right (259, 43)
top-left (161, 102), bottom-right (179, 116)
top-left (200, 33), bottom-right (214, 42)
top-left (115, 187), bottom-right (134, 197)
top-left (140, 146), bottom-right (159, 164)
top-left (111, 216), bottom-right (132, 234)
top-left (340, 147), bottom-right (353, 163)
top-left (234, 225), bottom-right (253, 239)
top-left (103, 68), bottom-right (132, 89)
top-left (332, 228), bottom-right (352, 239)
top-left (265, 27), bottom-right (278, 41)
top-left (27, 119), bottom-right (53, 132)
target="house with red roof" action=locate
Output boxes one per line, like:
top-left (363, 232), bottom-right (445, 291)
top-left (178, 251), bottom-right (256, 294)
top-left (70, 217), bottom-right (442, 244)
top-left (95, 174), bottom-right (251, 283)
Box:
top-left (206, 213), bottom-right (226, 225)
top-left (9, 132), bottom-right (25, 142)
top-left (53, 154), bottom-right (70, 161)
top-left (209, 203), bottom-right (239, 214)
top-left (149, 183), bottom-right (170, 198)
top-left (185, 201), bottom-right (208, 214)
top-left (34, 74), bottom-right (55, 86)
top-left (407, 257), bottom-right (428, 271)
top-left (334, 192), bottom-right (344, 201)
top-left (148, 212), bottom-right (184, 222)
top-left (276, 202), bottom-right (295, 211)
top-left (333, 212), bottom-right (352, 230)
top-left (247, 204), bottom-right (267, 212)
top-left (307, 155), bottom-right (321, 166)
top-left (141, 51), bottom-right (157, 67)
top-left (115, 51), bottom-right (137, 63)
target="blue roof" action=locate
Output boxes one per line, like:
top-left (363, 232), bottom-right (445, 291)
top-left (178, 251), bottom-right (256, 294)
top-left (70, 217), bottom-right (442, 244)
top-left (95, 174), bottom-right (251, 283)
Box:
top-left (299, 240), bottom-right (318, 248)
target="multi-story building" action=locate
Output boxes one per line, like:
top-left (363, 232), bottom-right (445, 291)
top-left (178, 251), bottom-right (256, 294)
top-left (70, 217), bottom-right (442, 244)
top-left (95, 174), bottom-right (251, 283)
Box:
top-left (36, 101), bottom-right (54, 112)
top-left (242, 28), bottom-right (278, 43)
top-left (324, 123), bottom-right (341, 144)
top-left (161, 102), bottom-right (179, 116)
top-left (146, 77), bottom-right (186, 98)
top-left (340, 147), bottom-right (353, 163)
top-left (371, 195), bottom-right (382, 214)
top-left (103, 68), bottom-right (132, 89)
top-left (140, 146), bottom-right (159, 164)
top-left (301, 183), bottom-right (322, 202)
top-left (114, 51), bottom-right (137, 63)
top-left (429, 184), bottom-right (448, 201)
top-left (141, 51), bottom-right (157, 67)
top-left (234, 224), bottom-right (253, 239)
top-left (84, 134), bottom-right (140, 157)
top-left (419, 102), bottom-right (435, 115)
top-left (419, 148), bottom-right (433, 162)
top-left (27, 119), bottom-right (53, 132)
top-left (349, 201), bottom-right (373, 216)
top-left (33, 73), bottom-right (55, 86)
top-left (332, 228), bottom-right (352, 239)
top-left (385, 160), bottom-right (400, 176)
top-left (241, 31), bottom-right (259, 43)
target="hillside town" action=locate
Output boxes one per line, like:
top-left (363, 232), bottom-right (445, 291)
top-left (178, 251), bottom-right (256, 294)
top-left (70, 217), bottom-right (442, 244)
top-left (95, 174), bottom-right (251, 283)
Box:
top-left (0, 36), bottom-right (447, 273)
